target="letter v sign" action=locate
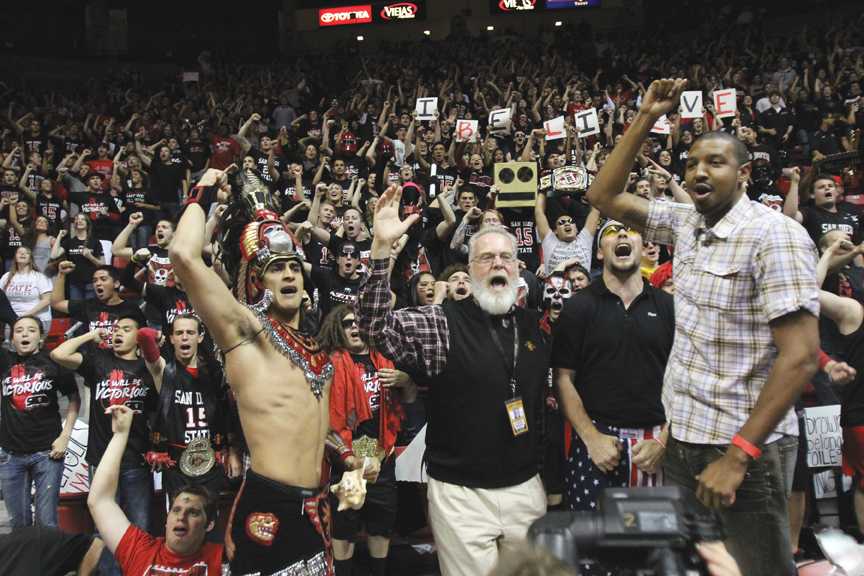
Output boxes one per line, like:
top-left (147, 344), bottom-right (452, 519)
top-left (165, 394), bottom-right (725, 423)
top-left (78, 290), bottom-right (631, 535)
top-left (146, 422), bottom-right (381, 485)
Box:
top-left (680, 91), bottom-right (703, 119)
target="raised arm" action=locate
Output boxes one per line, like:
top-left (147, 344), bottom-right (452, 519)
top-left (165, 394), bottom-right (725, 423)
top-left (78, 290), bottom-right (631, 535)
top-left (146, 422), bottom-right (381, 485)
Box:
top-left (435, 183), bottom-right (457, 240)
top-left (51, 329), bottom-right (103, 370)
top-left (136, 327), bottom-right (166, 393)
top-left (111, 212), bottom-right (143, 262)
top-left (50, 261), bottom-right (74, 315)
top-left (357, 185), bottom-right (448, 376)
top-left (587, 79), bottom-right (687, 230)
top-left (782, 167), bottom-right (803, 222)
top-left (87, 405), bottom-right (133, 554)
top-left (169, 169), bottom-right (260, 351)
top-left (534, 190), bottom-right (553, 241)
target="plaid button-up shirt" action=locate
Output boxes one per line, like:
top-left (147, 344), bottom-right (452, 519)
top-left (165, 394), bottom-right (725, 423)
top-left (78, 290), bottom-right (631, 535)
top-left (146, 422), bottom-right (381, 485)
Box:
top-left (644, 195), bottom-right (820, 445)
top-left (356, 258), bottom-right (449, 377)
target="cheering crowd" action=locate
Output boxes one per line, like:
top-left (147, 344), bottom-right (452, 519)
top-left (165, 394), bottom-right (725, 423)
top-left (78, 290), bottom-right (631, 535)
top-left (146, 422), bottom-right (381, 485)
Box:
top-left (1, 4), bottom-right (864, 575)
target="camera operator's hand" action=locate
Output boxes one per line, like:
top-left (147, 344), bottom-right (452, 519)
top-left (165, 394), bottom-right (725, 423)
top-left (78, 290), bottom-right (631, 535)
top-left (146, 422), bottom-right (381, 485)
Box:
top-left (584, 431), bottom-right (621, 473)
top-left (695, 448), bottom-right (749, 509)
top-left (631, 438), bottom-right (665, 474)
top-left (696, 542), bottom-right (742, 576)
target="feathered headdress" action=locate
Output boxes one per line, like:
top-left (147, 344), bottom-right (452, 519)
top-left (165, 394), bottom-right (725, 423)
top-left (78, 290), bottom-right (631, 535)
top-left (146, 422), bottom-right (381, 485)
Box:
top-left (217, 171), bottom-right (304, 306)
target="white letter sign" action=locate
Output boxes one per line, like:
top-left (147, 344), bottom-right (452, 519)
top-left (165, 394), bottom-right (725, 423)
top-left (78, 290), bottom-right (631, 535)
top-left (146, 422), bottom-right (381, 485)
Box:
top-left (574, 108), bottom-right (600, 138)
top-left (679, 91), bottom-right (703, 119)
top-left (415, 97), bottom-right (438, 121)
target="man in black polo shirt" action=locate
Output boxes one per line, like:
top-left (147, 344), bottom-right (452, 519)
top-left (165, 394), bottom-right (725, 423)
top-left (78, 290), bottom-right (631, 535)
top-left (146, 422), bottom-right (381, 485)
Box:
top-left (552, 220), bottom-right (674, 512)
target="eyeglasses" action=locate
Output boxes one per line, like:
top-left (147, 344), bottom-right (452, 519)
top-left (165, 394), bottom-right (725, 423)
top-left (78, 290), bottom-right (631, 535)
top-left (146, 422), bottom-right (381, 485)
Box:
top-left (601, 225), bottom-right (638, 239)
top-left (472, 252), bottom-right (517, 266)
top-left (341, 318), bottom-right (358, 329)
top-left (339, 250), bottom-right (360, 259)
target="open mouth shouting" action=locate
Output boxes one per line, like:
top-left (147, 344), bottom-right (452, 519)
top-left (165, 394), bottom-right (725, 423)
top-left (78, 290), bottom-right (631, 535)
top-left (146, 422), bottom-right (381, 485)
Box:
top-left (614, 242), bottom-right (633, 258)
top-left (280, 286), bottom-right (299, 297)
top-left (691, 182), bottom-right (713, 200)
top-left (488, 274), bottom-right (510, 290)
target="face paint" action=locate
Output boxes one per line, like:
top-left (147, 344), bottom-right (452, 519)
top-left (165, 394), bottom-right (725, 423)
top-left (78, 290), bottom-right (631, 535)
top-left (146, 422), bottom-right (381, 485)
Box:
top-left (542, 274), bottom-right (573, 311)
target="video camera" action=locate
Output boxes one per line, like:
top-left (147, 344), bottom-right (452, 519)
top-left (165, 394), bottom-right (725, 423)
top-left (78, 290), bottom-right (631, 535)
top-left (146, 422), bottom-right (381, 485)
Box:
top-left (528, 487), bottom-right (724, 576)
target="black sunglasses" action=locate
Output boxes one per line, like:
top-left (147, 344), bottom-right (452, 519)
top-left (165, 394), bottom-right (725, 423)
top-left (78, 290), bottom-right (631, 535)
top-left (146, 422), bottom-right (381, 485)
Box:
top-left (341, 318), bottom-right (358, 329)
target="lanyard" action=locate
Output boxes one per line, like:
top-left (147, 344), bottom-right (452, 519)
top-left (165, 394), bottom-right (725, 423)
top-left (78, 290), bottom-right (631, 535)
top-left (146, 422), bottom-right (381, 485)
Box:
top-left (487, 314), bottom-right (520, 398)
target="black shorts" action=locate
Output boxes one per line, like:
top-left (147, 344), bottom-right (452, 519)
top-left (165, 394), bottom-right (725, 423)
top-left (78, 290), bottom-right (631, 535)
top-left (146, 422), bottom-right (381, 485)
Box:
top-left (330, 479), bottom-right (398, 540)
top-left (226, 469), bottom-right (332, 576)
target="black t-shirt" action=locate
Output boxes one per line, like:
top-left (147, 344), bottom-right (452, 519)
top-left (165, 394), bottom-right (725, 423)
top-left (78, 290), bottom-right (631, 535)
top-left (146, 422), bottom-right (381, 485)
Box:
top-left (77, 347), bottom-right (156, 467)
top-left (145, 284), bottom-right (194, 332)
top-left (250, 149), bottom-right (285, 186)
top-left (347, 353), bottom-right (395, 482)
top-left (551, 278), bottom-right (674, 428)
top-left (801, 205), bottom-right (861, 244)
top-left (840, 318), bottom-right (864, 426)
top-left (149, 160), bottom-right (187, 204)
top-left (157, 363), bottom-right (226, 451)
top-left (0, 526), bottom-right (94, 576)
top-left (68, 298), bottom-right (143, 351)
top-left (304, 238), bottom-right (334, 273)
top-left (2, 223), bottom-right (25, 262)
top-left (61, 235), bottom-right (103, 288)
top-left (311, 268), bottom-right (362, 320)
top-left (35, 193), bottom-right (64, 231)
top-left (122, 186), bottom-right (159, 225)
top-left (69, 191), bottom-right (120, 241)
top-left (502, 208), bottom-right (541, 272)
top-left (144, 245), bottom-right (173, 288)
top-left (184, 139), bottom-right (210, 172)
top-left (0, 351), bottom-right (77, 453)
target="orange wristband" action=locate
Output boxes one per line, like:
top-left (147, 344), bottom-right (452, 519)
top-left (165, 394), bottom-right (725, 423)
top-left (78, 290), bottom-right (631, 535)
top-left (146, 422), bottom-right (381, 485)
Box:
top-left (731, 434), bottom-right (761, 460)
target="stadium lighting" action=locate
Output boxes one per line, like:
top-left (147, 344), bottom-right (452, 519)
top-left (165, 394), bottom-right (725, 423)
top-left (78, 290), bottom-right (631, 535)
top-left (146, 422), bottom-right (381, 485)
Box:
top-left (356, 35), bottom-right (364, 41)
top-left (423, 30), bottom-right (431, 36)
top-left (554, 21), bottom-right (563, 27)
top-left (486, 25), bottom-right (494, 31)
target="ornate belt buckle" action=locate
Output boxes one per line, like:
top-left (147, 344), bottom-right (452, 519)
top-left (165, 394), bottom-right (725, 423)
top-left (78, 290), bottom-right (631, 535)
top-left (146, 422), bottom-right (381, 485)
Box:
top-left (178, 437), bottom-right (216, 477)
top-left (352, 435), bottom-right (385, 461)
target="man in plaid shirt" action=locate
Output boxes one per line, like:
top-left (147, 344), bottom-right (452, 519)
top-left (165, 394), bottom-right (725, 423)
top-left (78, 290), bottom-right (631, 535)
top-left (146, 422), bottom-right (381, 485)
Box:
top-left (587, 79), bottom-right (820, 576)
top-left (357, 186), bottom-right (549, 576)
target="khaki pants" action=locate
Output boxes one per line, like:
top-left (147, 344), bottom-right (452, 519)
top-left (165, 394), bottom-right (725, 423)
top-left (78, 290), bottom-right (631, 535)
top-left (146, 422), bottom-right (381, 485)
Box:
top-left (428, 474), bottom-right (547, 576)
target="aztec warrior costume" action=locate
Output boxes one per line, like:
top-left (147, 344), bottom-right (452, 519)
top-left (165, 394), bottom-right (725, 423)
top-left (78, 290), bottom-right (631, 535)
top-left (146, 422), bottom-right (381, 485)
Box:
top-left (208, 174), bottom-right (347, 576)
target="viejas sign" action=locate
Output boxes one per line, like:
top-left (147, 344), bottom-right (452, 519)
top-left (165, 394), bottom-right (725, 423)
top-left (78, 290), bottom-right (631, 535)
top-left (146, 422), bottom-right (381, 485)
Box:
top-left (379, 2), bottom-right (420, 20)
top-left (318, 5), bottom-right (373, 27)
top-left (318, 1), bottom-right (425, 27)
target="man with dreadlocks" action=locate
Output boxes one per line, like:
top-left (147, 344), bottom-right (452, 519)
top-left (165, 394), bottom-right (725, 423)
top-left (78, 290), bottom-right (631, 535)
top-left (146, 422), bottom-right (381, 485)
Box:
top-left (170, 168), bottom-right (349, 576)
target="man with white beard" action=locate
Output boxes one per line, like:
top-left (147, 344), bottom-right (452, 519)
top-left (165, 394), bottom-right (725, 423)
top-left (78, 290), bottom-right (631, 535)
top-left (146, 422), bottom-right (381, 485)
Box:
top-left (357, 185), bottom-right (549, 576)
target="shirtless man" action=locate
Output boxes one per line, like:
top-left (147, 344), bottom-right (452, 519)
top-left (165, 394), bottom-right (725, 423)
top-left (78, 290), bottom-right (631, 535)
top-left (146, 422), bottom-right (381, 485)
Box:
top-left (170, 169), bottom-right (340, 576)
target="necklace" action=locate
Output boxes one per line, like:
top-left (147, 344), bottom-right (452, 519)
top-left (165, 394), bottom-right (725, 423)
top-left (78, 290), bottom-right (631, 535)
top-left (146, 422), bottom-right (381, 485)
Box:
top-left (248, 292), bottom-right (332, 399)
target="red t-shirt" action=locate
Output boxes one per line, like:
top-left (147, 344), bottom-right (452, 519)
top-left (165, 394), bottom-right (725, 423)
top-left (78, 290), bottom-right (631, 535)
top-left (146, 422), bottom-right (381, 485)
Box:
top-left (115, 525), bottom-right (223, 576)
top-left (209, 135), bottom-right (241, 170)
